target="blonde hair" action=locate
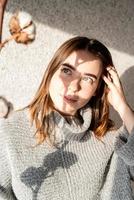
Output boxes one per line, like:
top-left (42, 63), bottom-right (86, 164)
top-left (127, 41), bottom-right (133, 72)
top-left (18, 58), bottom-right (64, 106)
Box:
top-left (27, 36), bottom-right (115, 144)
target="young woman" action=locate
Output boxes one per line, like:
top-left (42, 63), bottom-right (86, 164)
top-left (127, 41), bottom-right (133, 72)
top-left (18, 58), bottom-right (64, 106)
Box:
top-left (0, 36), bottom-right (134, 200)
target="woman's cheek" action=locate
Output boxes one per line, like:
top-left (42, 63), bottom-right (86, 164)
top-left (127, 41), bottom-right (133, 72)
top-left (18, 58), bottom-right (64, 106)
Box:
top-left (58, 79), bottom-right (69, 93)
top-left (80, 87), bottom-right (96, 101)
top-left (60, 76), bottom-right (69, 87)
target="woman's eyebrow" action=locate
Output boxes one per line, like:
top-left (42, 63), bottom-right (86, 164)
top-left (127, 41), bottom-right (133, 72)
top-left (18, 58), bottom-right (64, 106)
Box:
top-left (83, 73), bottom-right (97, 79)
top-left (62, 63), bottom-right (75, 71)
top-left (62, 62), bottom-right (97, 79)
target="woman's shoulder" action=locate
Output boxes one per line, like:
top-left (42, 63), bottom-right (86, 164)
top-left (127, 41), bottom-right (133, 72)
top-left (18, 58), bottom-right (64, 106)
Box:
top-left (104, 125), bottom-right (129, 139)
top-left (0, 108), bottom-right (34, 141)
top-left (102, 125), bottom-right (130, 152)
top-left (10, 107), bottom-right (29, 119)
top-left (1, 108), bottom-right (30, 125)
top-left (100, 126), bottom-right (125, 149)
top-left (103, 127), bottom-right (118, 140)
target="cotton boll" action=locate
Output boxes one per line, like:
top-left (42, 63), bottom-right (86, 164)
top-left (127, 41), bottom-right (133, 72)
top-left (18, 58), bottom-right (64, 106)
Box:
top-left (28, 33), bottom-right (35, 40)
top-left (24, 23), bottom-right (35, 34)
top-left (16, 11), bottom-right (36, 43)
top-left (17, 11), bottom-right (32, 29)
top-left (9, 15), bottom-right (20, 34)
top-left (1, 11), bottom-right (36, 49)
top-left (15, 32), bottom-right (29, 44)
top-left (23, 23), bottom-right (36, 40)
top-left (10, 11), bottom-right (36, 44)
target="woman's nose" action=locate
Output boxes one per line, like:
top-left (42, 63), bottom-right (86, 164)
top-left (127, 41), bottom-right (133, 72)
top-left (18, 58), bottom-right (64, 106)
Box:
top-left (68, 79), bottom-right (81, 93)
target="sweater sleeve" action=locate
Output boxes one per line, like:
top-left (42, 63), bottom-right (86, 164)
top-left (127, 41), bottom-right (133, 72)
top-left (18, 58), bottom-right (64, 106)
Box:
top-left (99, 126), bottom-right (134, 200)
top-left (0, 119), bottom-right (17, 200)
top-left (115, 124), bottom-right (134, 166)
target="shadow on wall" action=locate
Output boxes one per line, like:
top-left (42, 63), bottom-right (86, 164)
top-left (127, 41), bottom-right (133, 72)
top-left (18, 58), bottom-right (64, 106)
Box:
top-left (6, 0), bottom-right (134, 55)
top-left (110, 66), bottom-right (134, 127)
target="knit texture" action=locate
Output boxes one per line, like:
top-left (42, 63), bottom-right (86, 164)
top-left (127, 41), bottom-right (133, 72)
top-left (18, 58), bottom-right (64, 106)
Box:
top-left (0, 107), bottom-right (134, 200)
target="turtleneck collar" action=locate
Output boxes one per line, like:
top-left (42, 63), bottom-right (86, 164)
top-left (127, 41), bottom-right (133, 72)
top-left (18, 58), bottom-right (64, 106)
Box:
top-left (50, 105), bottom-right (92, 142)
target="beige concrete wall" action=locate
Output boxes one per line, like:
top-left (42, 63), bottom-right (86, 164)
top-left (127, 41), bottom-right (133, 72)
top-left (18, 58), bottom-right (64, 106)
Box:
top-left (0, 0), bottom-right (134, 125)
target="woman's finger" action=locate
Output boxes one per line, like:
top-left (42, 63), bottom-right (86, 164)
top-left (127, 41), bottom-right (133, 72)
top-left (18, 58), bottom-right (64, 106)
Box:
top-left (102, 75), bottom-right (115, 90)
top-left (106, 67), bottom-right (121, 89)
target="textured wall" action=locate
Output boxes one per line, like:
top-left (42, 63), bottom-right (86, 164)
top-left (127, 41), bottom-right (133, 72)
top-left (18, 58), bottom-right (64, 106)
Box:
top-left (0, 0), bottom-right (134, 125)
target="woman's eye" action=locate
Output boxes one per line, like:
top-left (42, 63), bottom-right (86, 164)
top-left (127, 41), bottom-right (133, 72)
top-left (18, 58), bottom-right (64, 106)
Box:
top-left (82, 76), bottom-right (94, 84)
top-left (61, 67), bottom-right (72, 75)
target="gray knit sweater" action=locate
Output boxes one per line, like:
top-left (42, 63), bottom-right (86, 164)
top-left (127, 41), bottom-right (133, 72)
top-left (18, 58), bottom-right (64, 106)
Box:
top-left (0, 106), bottom-right (134, 200)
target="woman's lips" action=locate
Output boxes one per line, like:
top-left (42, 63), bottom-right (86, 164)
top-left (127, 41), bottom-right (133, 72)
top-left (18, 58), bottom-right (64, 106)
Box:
top-left (63, 95), bottom-right (78, 103)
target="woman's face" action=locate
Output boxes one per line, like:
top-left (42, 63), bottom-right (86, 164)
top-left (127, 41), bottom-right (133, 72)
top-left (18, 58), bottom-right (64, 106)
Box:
top-left (49, 50), bottom-right (102, 116)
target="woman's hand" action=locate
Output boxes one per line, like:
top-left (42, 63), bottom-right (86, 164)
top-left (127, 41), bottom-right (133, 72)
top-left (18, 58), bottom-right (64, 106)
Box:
top-left (103, 66), bottom-right (126, 113)
top-left (103, 66), bottom-right (134, 133)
